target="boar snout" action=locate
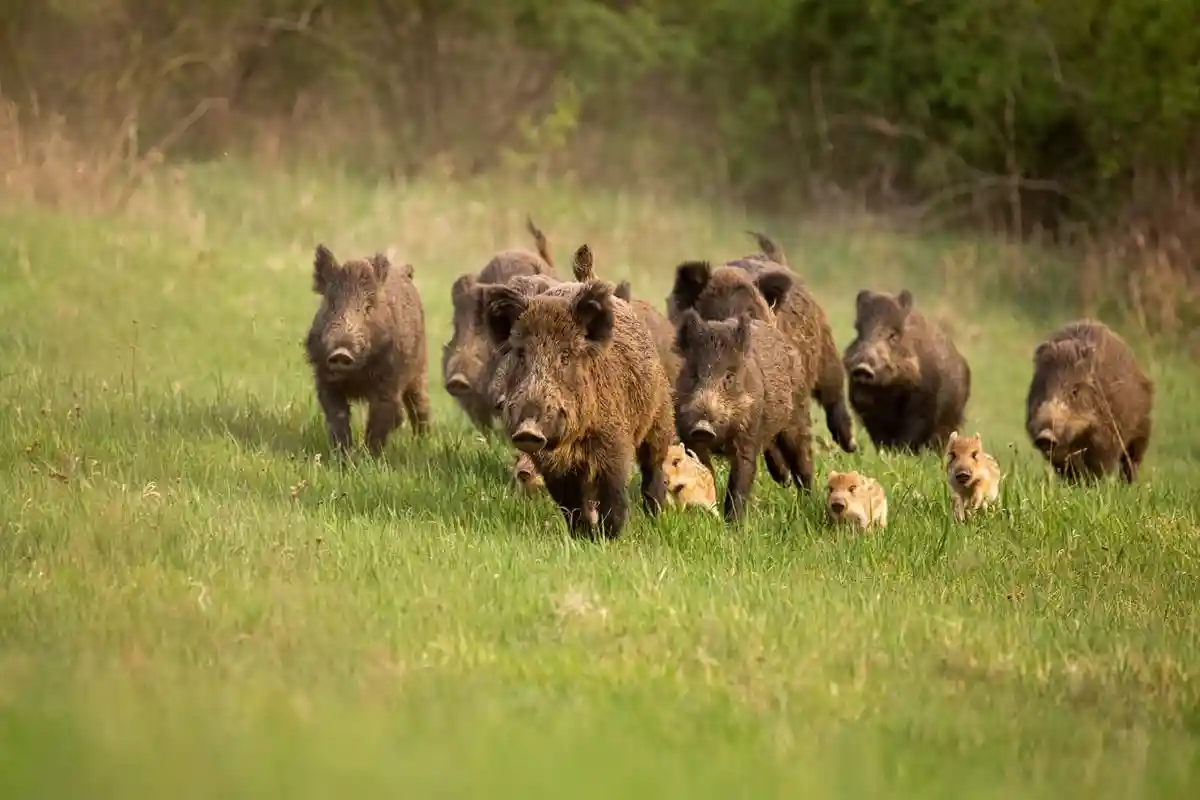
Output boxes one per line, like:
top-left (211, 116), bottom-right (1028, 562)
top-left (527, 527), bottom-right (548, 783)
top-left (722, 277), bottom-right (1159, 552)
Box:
top-left (1034, 430), bottom-right (1057, 453)
top-left (689, 419), bottom-right (717, 444)
top-left (516, 465), bottom-right (534, 481)
top-left (829, 498), bottom-right (846, 514)
top-left (444, 373), bottom-right (471, 396)
top-left (511, 420), bottom-right (547, 453)
top-left (848, 361), bottom-right (876, 382)
top-left (953, 468), bottom-right (973, 486)
top-left (327, 346), bottom-right (356, 369)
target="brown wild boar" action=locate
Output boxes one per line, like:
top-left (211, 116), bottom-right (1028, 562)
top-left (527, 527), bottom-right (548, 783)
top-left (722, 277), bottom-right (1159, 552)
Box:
top-left (1025, 319), bottom-right (1153, 483)
top-left (480, 275), bottom-right (675, 539)
top-left (842, 289), bottom-right (971, 453)
top-left (667, 231), bottom-right (858, 456)
top-left (442, 217), bottom-right (559, 433)
top-left (825, 470), bottom-right (888, 531)
top-left (673, 309), bottom-right (814, 522)
top-left (304, 244), bottom-right (430, 456)
top-left (944, 430), bottom-right (1002, 521)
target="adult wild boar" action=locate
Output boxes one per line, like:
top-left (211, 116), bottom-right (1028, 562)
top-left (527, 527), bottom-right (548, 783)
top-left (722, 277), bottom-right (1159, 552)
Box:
top-left (480, 275), bottom-right (675, 539)
top-left (667, 233), bottom-right (857, 456)
top-left (674, 309), bottom-right (814, 522)
top-left (842, 288), bottom-right (971, 453)
top-left (1025, 319), bottom-right (1153, 483)
top-left (304, 244), bottom-right (430, 456)
top-left (441, 216), bottom-right (558, 432)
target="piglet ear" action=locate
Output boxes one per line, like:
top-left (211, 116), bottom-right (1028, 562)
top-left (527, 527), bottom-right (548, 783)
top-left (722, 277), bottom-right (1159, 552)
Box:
top-left (897, 289), bottom-right (914, 310)
top-left (754, 268), bottom-right (793, 310)
top-left (313, 244), bottom-right (339, 293)
top-left (482, 284), bottom-right (529, 345)
top-left (571, 279), bottom-right (615, 345)
top-left (572, 244), bottom-right (595, 282)
top-left (671, 261), bottom-right (712, 313)
top-left (854, 289), bottom-right (874, 317)
top-left (368, 252), bottom-right (391, 283)
top-left (676, 308), bottom-right (703, 351)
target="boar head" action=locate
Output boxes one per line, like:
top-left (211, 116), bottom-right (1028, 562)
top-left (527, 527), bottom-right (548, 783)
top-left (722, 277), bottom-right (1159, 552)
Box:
top-left (843, 289), bottom-right (923, 388)
top-left (308, 244), bottom-right (395, 376)
top-left (673, 309), bottom-right (761, 448)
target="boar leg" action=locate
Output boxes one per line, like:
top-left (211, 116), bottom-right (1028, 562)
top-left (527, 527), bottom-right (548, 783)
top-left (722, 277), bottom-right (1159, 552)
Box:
top-left (763, 444), bottom-right (791, 485)
top-left (593, 458), bottom-right (632, 540)
top-left (364, 394), bottom-right (402, 457)
top-left (1120, 435), bottom-right (1149, 484)
top-left (402, 381), bottom-right (432, 436)
top-left (896, 394), bottom-right (934, 452)
top-left (775, 420), bottom-right (814, 492)
top-left (459, 395), bottom-right (496, 435)
top-left (637, 406), bottom-right (674, 516)
top-left (317, 384), bottom-right (353, 454)
top-left (542, 469), bottom-right (591, 538)
top-left (723, 433), bottom-right (759, 523)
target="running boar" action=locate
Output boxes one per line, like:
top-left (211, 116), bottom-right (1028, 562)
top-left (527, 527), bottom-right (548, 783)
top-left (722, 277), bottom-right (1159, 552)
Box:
top-left (842, 289), bottom-right (971, 453)
top-left (663, 443), bottom-right (719, 516)
top-left (304, 244), bottom-right (430, 456)
top-left (673, 309), bottom-right (814, 523)
top-left (944, 430), bottom-right (1002, 521)
top-left (442, 217), bottom-right (558, 432)
top-left (480, 276), bottom-right (675, 539)
top-left (825, 470), bottom-right (888, 531)
top-left (666, 232), bottom-right (858, 456)
top-left (1025, 319), bottom-right (1154, 483)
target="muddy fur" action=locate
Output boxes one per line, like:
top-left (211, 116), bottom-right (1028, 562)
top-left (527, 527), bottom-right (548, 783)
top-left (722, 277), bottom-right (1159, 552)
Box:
top-left (480, 277), bottom-right (675, 540)
top-left (304, 245), bottom-right (430, 456)
top-left (1025, 319), bottom-right (1154, 484)
top-left (842, 288), bottom-right (971, 454)
top-left (673, 309), bottom-right (814, 523)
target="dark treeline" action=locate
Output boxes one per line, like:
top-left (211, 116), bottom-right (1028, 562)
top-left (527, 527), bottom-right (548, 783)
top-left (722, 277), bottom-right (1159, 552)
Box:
top-left (1, 0), bottom-right (1198, 312)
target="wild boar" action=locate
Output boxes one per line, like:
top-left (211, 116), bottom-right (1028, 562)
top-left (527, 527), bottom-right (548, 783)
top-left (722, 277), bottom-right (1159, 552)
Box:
top-left (842, 288), bottom-right (971, 453)
top-left (304, 244), bottom-right (430, 456)
top-left (480, 276), bottom-right (675, 539)
top-left (825, 470), bottom-right (888, 531)
top-left (1025, 319), bottom-right (1154, 483)
top-left (663, 443), bottom-right (719, 516)
top-left (666, 231), bottom-right (858, 456)
top-left (944, 430), bottom-right (1002, 521)
top-left (673, 309), bottom-right (814, 522)
top-left (442, 217), bottom-right (558, 432)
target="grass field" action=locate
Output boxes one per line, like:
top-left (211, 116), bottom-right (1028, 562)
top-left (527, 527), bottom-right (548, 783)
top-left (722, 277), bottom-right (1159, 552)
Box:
top-left (2, 160), bottom-right (1199, 798)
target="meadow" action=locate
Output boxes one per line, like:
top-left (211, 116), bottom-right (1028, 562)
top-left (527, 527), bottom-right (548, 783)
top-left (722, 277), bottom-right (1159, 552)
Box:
top-left (2, 160), bottom-right (1199, 798)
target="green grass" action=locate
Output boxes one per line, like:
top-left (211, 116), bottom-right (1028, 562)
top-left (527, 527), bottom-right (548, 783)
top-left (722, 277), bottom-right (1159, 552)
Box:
top-left (2, 160), bottom-right (1199, 799)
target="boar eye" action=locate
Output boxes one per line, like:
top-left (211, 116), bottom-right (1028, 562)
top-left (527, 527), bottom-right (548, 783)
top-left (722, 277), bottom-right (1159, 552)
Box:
top-left (971, 450), bottom-right (979, 460)
top-left (722, 369), bottom-right (737, 389)
top-left (559, 351), bottom-right (571, 368)
top-left (848, 484), bottom-right (857, 493)
top-left (888, 330), bottom-right (900, 344)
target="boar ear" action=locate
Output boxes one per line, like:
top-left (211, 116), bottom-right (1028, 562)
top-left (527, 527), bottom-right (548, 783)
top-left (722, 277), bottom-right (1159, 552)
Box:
top-left (676, 308), bottom-right (704, 351)
top-left (755, 269), bottom-right (793, 310)
top-left (482, 285), bottom-right (528, 344)
top-left (312, 244), bottom-right (339, 294)
top-left (571, 279), bottom-right (615, 344)
top-left (855, 289), bottom-right (873, 315)
top-left (367, 252), bottom-right (391, 283)
top-left (572, 244), bottom-right (595, 282)
top-left (451, 274), bottom-right (477, 302)
top-left (733, 313), bottom-right (754, 352)
top-left (671, 261), bottom-right (712, 312)
top-left (897, 289), bottom-right (914, 310)
top-left (614, 280), bottom-right (633, 302)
